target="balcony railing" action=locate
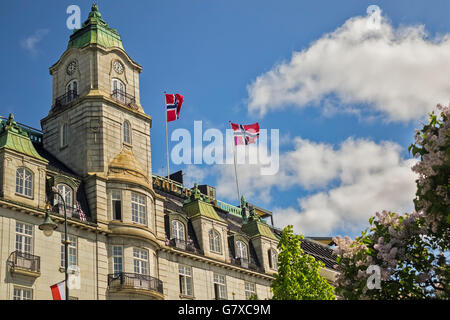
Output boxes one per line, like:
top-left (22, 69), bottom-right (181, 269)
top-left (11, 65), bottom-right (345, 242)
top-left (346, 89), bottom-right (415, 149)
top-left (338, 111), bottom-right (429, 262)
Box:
top-left (7, 251), bottom-right (40, 275)
top-left (169, 238), bottom-right (203, 255)
top-left (54, 90), bottom-right (79, 110)
top-left (230, 257), bottom-right (263, 273)
top-left (108, 272), bottom-right (163, 295)
top-left (111, 90), bottom-right (138, 110)
top-left (51, 203), bottom-right (90, 222)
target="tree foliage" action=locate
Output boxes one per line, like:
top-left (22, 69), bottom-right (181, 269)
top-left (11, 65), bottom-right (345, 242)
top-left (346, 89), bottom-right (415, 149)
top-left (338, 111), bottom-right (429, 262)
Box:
top-left (334, 104), bottom-right (450, 299)
top-left (271, 225), bottom-right (336, 300)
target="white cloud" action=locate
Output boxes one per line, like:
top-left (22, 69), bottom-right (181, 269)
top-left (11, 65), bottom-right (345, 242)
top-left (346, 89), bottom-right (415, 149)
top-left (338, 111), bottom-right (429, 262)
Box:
top-left (247, 10), bottom-right (450, 122)
top-left (21, 29), bottom-right (49, 56)
top-left (183, 164), bottom-right (210, 188)
top-left (274, 138), bottom-right (418, 236)
top-left (185, 137), bottom-right (418, 236)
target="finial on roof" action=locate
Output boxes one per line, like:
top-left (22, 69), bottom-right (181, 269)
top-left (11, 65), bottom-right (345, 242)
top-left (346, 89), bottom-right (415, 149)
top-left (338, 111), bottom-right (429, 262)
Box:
top-left (7, 113), bottom-right (15, 124)
top-left (240, 195), bottom-right (246, 208)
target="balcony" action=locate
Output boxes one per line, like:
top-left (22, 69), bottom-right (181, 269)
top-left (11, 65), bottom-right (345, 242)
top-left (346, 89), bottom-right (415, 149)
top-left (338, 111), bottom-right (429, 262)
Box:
top-left (53, 90), bottom-right (79, 112)
top-left (111, 90), bottom-right (138, 110)
top-left (169, 238), bottom-right (203, 255)
top-left (230, 257), bottom-right (263, 273)
top-left (107, 272), bottom-right (164, 300)
top-left (7, 251), bottom-right (40, 278)
top-left (51, 203), bottom-right (90, 222)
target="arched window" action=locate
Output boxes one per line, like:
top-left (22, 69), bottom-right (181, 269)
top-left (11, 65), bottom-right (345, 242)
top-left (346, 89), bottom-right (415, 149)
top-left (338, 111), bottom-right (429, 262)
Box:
top-left (60, 122), bottom-right (68, 147)
top-left (123, 120), bottom-right (131, 144)
top-left (16, 168), bottom-right (33, 197)
top-left (208, 229), bottom-right (221, 253)
top-left (112, 78), bottom-right (125, 103)
top-left (171, 220), bottom-right (185, 241)
top-left (56, 184), bottom-right (73, 207)
top-left (66, 80), bottom-right (78, 102)
top-left (235, 241), bottom-right (248, 260)
top-left (268, 249), bottom-right (278, 270)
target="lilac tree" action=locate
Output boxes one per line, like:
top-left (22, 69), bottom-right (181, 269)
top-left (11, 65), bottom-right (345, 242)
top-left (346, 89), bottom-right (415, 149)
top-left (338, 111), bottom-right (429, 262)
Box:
top-left (334, 104), bottom-right (449, 299)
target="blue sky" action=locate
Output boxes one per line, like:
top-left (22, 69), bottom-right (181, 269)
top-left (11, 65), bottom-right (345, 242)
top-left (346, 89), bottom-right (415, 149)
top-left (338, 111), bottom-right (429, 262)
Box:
top-left (2, 0), bottom-right (450, 238)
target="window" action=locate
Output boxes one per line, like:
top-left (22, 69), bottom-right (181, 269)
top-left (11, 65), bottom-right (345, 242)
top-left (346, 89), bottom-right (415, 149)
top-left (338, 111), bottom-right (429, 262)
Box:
top-left (208, 229), bottom-right (221, 253)
top-left (123, 121), bottom-right (131, 144)
top-left (133, 248), bottom-right (149, 275)
top-left (171, 220), bottom-right (185, 241)
top-left (179, 265), bottom-right (193, 296)
top-left (56, 184), bottom-right (73, 207)
top-left (16, 168), bottom-right (33, 197)
top-left (112, 246), bottom-right (123, 275)
top-left (245, 282), bottom-right (256, 300)
top-left (112, 79), bottom-right (125, 103)
top-left (13, 287), bottom-right (32, 300)
top-left (111, 190), bottom-right (122, 220)
top-left (268, 249), bottom-right (278, 270)
top-left (236, 241), bottom-right (248, 260)
top-left (66, 80), bottom-right (78, 102)
top-left (60, 122), bottom-right (69, 147)
top-left (61, 234), bottom-right (77, 268)
top-left (213, 274), bottom-right (227, 300)
top-left (131, 192), bottom-right (146, 225)
top-left (15, 222), bottom-right (33, 254)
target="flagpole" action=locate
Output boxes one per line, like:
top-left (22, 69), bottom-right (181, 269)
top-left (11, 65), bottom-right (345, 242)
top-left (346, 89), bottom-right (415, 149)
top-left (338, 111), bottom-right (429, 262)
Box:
top-left (230, 121), bottom-right (241, 205)
top-left (164, 92), bottom-right (171, 183)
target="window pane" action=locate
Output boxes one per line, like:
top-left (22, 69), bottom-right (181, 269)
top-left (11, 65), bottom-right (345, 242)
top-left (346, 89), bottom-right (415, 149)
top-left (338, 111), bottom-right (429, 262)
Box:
top-left (16, 168), bottom-right (32, 196)
top-left (131, 193), bottom-right (146, 225)
top-left (236, 241), bottom-right (248, 259)
top-left (112, 246), bottom-right (123, 274)
top-left (61, 234), bottom-right (77, 268)
top-left (15, 222), bottom-right (33, 254)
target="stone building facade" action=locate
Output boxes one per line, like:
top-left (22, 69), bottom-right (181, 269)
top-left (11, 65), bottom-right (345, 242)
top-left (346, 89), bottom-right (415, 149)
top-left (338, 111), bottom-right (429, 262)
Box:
top-left (0, 5), bottom-right (338, 300)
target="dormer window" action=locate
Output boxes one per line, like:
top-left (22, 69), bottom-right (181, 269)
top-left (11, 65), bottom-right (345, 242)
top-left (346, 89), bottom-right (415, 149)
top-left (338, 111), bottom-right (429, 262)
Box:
top-left (16, 168), bottom-right (33, 198)
top-left (209, 229), bottom-right (221, 253)
top-left (171, 220), bottom-right (185, 241)
top-left (268, 249), bottom-right (278, 270)
top-left (235, 241), bottom-right (248, 261)
top-left (123, 120), bottom-right (131, 144)
top-left (56, 184), bottom-right (73, 207)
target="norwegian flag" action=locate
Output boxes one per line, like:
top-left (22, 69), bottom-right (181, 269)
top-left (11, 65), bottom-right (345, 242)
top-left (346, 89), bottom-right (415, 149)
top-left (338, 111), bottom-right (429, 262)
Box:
top-left (165, 93), bottom-right (184, 122)
top-left (75, 201), bottom-right (87, 222)
top-left (230, 122), bottom-right (260, 145)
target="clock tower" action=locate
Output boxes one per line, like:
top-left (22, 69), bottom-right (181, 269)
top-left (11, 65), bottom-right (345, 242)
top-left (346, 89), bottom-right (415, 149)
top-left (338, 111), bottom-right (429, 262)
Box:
top-left (40, 4), bottom-right (159, 228)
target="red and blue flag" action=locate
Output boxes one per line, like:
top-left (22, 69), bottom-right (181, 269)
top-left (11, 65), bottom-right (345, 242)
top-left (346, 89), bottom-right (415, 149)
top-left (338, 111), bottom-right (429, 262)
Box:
top-left (230, 122), bottom-right (260, 145)
top-left (165, 93), bottom-right (184, 122)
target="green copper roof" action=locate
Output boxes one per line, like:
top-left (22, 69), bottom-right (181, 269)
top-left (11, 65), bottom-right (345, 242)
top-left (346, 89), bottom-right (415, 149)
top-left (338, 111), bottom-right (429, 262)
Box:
top-left (241, 220), bottom-right (278, 240)
top-left (0, 114), bottom-right (47, 162)
top-left (183, 184), bottom-right (226, 223)
top-left (241, 206), bottom-right (278, 240)
top-left (67, 4), bottom-right (124, 50)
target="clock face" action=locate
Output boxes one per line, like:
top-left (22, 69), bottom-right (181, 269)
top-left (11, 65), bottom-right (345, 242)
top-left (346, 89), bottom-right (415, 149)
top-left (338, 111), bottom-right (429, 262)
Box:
top-left (66, 61), bottom-right (77, 75)
top-left (114, 60), bottom-right (124, 74)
